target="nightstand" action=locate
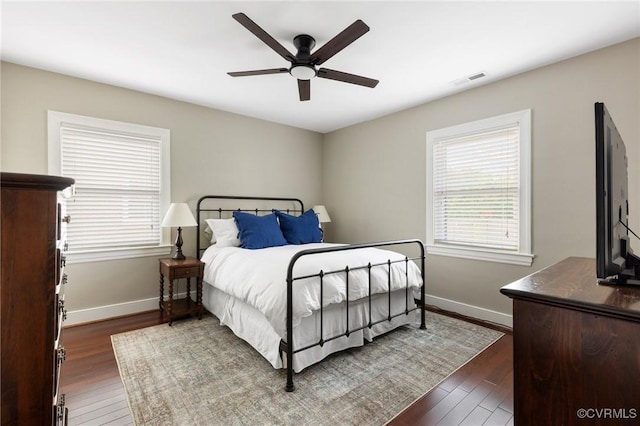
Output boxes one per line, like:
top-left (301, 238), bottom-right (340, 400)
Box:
top-left (159, 257), bottom-right (204, 325)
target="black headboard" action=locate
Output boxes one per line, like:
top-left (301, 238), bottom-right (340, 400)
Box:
top-left (196, 195), bottom-right (304, 257)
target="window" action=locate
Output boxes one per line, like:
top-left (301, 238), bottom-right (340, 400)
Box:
top-left (48, 111), bottom-right (171, 263)
top-left (426, 110), bottom-right (533, 266)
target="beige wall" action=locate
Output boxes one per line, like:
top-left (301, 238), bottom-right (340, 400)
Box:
top-left (2, 38), bottom-right (638, 322)
top-left (322, 38), bottom-right (640, 318)
top-left (1, 62), bottom-right (323, 314)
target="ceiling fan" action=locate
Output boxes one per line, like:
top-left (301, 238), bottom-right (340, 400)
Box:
top-left (228, 13), bottom-right (379, 101)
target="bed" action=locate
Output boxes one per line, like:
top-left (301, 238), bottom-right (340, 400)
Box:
top-left (196, 195), bottom-right (426, 391)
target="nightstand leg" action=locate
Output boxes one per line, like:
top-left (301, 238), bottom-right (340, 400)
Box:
top-left (197, 277), bottom-right (203, 319)
top-left (197, 264), bottom-right (204, 319)
top-left (168, 278), bottom-right (174, 326)
top-left (159, 274), bottom-right (164, 310)
top-left (186, 278), bottom-right (191, 302)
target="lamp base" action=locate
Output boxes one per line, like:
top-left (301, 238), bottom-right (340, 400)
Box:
top-left (172, 252), bottom-right (186, 260)
top-left (172, 226), bottom-right (186, 260)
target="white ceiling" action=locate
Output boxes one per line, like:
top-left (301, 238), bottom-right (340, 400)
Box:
top-left (2, 1), bottom-right (639, 133)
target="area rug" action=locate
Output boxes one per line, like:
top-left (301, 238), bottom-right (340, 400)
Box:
top-left (111, 311), bottom-right (503, 425)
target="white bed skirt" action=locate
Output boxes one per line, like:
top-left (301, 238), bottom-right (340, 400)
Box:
top-left (203, 283), bottom-right (418, 373)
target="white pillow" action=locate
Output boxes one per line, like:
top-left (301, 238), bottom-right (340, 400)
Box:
top-left (205, 218), bottom-right (241, 247)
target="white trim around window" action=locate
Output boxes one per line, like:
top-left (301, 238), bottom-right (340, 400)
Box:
top-left (426, 109), bottom-right (534, 266)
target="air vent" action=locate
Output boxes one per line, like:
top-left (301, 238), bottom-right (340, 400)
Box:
top-left (451, 71), bottom-right (487, 86)
top-left (468, 72), bottom-right (486, 80)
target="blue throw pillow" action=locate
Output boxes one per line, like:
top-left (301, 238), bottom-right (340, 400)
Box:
top-left (276, 209), bottom-right (322, 245)
top-left (232, 211), bottom-right (288, 249)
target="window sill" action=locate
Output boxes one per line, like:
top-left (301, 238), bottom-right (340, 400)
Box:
top-left (426, 244), bottom-right (534, 266)
top-left (66, 245), bottom-right (172, 264)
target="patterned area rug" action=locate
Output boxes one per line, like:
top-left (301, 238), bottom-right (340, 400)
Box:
top-left (111, 311), bottom-right (503, 425)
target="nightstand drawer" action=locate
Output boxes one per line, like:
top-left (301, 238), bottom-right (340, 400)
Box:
top-left (171, 266), bottom-right (201, 279)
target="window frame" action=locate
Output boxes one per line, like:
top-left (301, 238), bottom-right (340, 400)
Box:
top-left (48, 111), bottom-right (172, 263)
top-left (426, 109), bottom-right (533, 266)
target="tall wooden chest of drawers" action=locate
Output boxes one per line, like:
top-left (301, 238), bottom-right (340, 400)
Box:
top-left (1, 172), bottom-right (74, 425)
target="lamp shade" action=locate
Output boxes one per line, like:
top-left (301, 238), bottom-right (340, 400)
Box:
top-left (161, 203), bottom-right (197, 228)
top-left (312, 205), bottom-right (331, 223)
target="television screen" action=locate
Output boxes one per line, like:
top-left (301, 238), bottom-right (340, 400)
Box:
top-left (595, 102), bottom-right (639, 284)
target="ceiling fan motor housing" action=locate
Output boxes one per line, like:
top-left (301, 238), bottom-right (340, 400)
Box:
top-left (293, 34), bottom-right (316, 59)
top-left (290, 34), bottom-right (317, 80)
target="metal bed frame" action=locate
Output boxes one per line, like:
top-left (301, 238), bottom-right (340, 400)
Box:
top-left (196, 195), bottom-right (426, 392)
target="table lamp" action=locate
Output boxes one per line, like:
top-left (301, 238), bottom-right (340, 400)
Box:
top-left (161, 203), bottom-right (197, 260)
top-left (313, 205), bottom-right (331, 242)
top-left (313, 205), bottom-right (331, 224)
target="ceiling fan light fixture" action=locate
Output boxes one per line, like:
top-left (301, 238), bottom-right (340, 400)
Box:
top-left (289, 65), bottom-right (317, 80)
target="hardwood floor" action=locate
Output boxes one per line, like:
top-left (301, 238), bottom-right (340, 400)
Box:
top-left (388, 334), bottom-right (514, 426)
top-left (60, 309), bottom-right (513, 426)
top-left (61, 311), bottom-right (164, 425)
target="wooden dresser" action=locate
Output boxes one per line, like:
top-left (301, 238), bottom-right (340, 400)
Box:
top-left (501, 257), bottom-right (640, 425)
top-left (1, 172), bottom-right (74, 425)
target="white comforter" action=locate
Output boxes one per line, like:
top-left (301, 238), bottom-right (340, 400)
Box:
top-left (201, 243), bottom-right (423, 338)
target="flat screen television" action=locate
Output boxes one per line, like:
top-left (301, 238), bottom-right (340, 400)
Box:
top-left (595, 101), bottom-right (640, 285)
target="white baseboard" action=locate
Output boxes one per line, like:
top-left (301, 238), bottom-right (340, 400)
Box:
top-left (65, 291), bottom-right (193, 326)
top-left (426, 294), bottom-right (513, 328)
top-left (65, 297), bottom-right (158, 326)
top-left (67, 292), bottom-right (512, 328)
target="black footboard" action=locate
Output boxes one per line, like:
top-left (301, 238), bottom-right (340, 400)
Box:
top-left (282, 239), bottom-right (426, 392)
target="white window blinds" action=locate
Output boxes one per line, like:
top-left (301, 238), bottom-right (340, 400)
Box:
top-left (432, 125), bottom-right (520, 251)
top-left (426, 109), bottom-right (532, 266)
top-left (60, 123), bottom-right (163, 252)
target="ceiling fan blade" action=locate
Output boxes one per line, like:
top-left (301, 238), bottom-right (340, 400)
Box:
top-left (232, 13), bottom-right (295, 62)
top-left (308, 20), bottom-right (370, 65)
top-left (228, 68), bottom-right (289, 77)
top-left (298, 79), bottom-right (310, 101)
top-left (317, 68), bottom-right (379, 88)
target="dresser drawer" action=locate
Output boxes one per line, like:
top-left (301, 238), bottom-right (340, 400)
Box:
top-left (53, 347), bottom-right (66, 404)
top-left (56, 189), bottom-right (72, 242)
top-left (55, 295), bottom-right (66, 347)
top-left (57, 270), bottom-right (68, 290)
top-left (56, 205), bottom-right (70, 241)
top-left (56, 251), bottom-right (67, 277)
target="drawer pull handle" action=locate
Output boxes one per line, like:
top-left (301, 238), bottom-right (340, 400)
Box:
top-left (62, 215), bottom-right (71, 223)
top-left (60, 255), bottom-right (66, 267)
top-left (62, 274), bottom-right (68, 285)
top-left (57, 394), bottom-right (66, 421)
top-left (56, 394), bottom-right (67, 425)
top-left (57, 347), bottom-right (66, 363)
top-left (58, 300), bottom-right (67, 321)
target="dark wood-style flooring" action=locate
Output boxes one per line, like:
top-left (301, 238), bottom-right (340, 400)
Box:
top-left (60, 309), bottom-right (513, 426)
